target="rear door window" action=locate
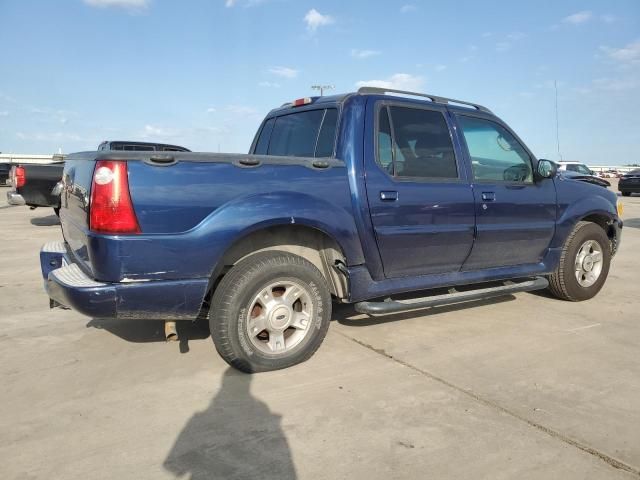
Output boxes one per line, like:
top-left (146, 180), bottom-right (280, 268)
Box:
top-left (376, 105), bottom-right (458, 179)
top-left (265, 108), bottom-right (338, 157)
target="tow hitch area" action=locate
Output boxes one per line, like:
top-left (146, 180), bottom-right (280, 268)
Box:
top-left (354, 277), bottom-right (549, 315)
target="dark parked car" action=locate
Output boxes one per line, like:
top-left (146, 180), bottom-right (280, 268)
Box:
top-left (41, 88), bottom-right (623, 372)
top-left (98, 140), bottom-right (191, 152)
top-left (7, 161), bottom-right (65, 213)
top-left (619, 169), bottom-right (640, 197)
top-left (0, 163), bottom-right (11, 185)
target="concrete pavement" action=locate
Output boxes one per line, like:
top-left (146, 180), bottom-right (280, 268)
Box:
top-left (1, 184), bottom-right (639, 479)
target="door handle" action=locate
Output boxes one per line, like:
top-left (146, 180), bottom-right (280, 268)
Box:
top-left (380, 191), bottom-right (398, 201)
top-left (481, 192), bottom-right (496, 202)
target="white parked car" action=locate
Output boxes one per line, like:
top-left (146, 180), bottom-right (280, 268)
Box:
top-left (555, 161), bottom-right (596, 176)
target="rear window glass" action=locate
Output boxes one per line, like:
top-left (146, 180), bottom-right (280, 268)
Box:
top-left (254, 118), bottom-right (275, 155)
top-left (261, 108), bottom-right (338, 157)
top-left (315, 109), bottom-right (338, 157)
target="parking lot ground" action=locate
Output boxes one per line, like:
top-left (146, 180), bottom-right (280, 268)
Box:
top-left (1, 184), bottom-right (640, 480)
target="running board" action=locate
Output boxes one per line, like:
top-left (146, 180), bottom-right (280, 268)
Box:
top-left (354, 277), bottom-right (549, 315)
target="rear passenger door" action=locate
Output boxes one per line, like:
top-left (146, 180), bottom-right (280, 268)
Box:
top-left (364, 100), bottom-right (476, 278)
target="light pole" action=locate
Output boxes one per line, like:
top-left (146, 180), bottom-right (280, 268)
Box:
top-left (311, 85), bottom-right (334, 96)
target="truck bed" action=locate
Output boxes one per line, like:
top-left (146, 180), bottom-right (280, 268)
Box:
top-left (60, 151), bottom-right (356, 283)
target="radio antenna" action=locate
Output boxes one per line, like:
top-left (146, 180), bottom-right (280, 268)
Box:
top-left (555, 80), bottom-right (563, 161)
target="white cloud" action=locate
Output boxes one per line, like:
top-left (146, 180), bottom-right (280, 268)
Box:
top-left (206, 107), bottom-right (217, 113)
top-left (481, 32), bottom-right (493, 38)
top-left (268, 66), bottom-right (298, 78)
top-left (356, 73), bottom-right (425, 91)
top-left (592, 77), bottom-right (639, 91)
top-left (142, 124), bottom-right (180, 138)
top-left (304, 9), bottom-right (334, 32)
top-left (258, 81), bottom-right (281, 88)
top-left (534, 80), bottom-right (565, 90)
top-left (351, 49), bottom-right (381, 59)
top-left (507, 32), bottom-right (526, 41)
top-left (563, 11), bottom-right (593, 24)
top-left (226, 105), bottom-right (259, 116)
top-left (434, 64), bottom-right (447, 72)
top-left (495, 32), bottom-right (525, 52)
top-left (400, 4), bottom-right (416, 13)
top-left (83, 0), bottom-right (150, 11)
top-left (601, 14), bottom-right (616, 24)
top-left (16, 131), bottom-right (84, 142)
top-left (0, 111), bottom-right (9, 117)
top-left (225, 0), bottom-right (266, 7)
top-left (599, 40), bottom-right (640, 65)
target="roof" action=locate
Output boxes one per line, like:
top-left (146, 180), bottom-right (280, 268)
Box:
top-left (267, 87), bottom-right (492, 117)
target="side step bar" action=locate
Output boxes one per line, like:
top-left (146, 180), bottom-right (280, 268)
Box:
top-left (354, 277), bottom-right (549, 315)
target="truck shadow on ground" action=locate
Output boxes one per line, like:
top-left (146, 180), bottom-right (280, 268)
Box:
top-left (87, 295), bottom-right (519, 346)
top-left (86, 318), bottom-right (210, 353)
top-left (334, 295), bottom-right (516, 327)
top-left (30, 213), bottom-right (60, 226)
top-left (163, 367), bottom-right (297, 480)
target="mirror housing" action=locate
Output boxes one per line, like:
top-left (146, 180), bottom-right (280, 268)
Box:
top-left (536, 159), bottom-right (557, 180)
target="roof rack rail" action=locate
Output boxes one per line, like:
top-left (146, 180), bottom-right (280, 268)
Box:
top-left (357, 87), bottom-right (492, 114)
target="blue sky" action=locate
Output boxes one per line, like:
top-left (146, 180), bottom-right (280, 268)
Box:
top-left (0, 0), bottom-right (638, 165)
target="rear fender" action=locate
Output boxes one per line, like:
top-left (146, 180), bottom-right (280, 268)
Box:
top-left (205, 191), bottom-right (365, 269)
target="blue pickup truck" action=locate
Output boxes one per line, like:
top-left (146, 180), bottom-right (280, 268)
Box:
top-left (41, 87), bottom-right (623, 372)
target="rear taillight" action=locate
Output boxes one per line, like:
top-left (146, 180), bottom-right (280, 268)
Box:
top-left (89, 160), bottom-right (141, 234)
top-left (11, 166), bottom-right (25, 188)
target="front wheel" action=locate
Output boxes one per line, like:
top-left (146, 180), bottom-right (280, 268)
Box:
top-left (548, 221), bottom-right (611, 301)
top-left (210, 251), bottom-right (332, 373)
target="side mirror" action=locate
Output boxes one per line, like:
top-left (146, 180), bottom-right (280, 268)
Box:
top-left (536, 159), bottom-right (557, 179)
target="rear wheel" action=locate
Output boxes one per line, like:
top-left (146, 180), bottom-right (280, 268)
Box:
top-left (210, 251), bottom-right (331, 373)
top-left (548, 221), bottom-right (611, 301)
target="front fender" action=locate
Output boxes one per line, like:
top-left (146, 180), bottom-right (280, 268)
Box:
top-left (552, 190), bottom-right (618, 248)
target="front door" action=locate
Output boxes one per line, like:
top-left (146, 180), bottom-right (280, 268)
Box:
top-left (454, 114), bottom-right (557, 270)
top-left (364, 100), bottom-right (476, 278)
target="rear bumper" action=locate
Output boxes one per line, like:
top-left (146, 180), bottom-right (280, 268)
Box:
top-left (6, 191), bottom-right (25, 205)
top-left (41, 242), bottom-right (209, 320)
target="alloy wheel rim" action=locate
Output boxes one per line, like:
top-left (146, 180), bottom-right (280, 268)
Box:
top-left (574, 239), bottom-right (603, 288)
top-left (246, 280), bottom-right (314, 355)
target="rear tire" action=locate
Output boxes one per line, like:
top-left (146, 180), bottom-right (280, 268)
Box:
top-left (548, 221), bottom-right (611, 301)
top-left (210, 251), bottom-right (332, 373)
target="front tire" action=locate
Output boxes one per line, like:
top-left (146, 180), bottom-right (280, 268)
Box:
top-left (210, 251), bottom-right (332, 373)
top-left (548, 221), bottom-right (611, 301)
